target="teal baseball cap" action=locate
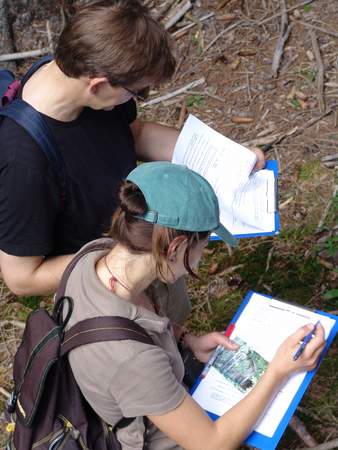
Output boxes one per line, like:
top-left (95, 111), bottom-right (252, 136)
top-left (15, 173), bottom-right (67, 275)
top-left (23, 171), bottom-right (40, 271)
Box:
top-left (126, 162), bottom-right (238, 247)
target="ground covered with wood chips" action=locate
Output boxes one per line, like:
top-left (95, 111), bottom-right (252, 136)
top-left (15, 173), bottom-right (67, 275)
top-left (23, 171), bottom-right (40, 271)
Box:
top-left (0, 0), bottom-right (337, 448)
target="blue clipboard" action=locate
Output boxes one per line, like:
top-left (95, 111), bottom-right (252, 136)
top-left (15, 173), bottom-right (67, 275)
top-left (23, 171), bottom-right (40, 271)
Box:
top-left (211, 160), bottom-right (280, 241)
top-left (190, 291), bottom-right (338, 450)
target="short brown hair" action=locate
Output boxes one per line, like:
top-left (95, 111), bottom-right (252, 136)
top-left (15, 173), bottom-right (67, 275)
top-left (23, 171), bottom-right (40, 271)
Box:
top-left (109, 181), bottom-right (209, 280)
top-left (55, 0), bottom-right (176, 86)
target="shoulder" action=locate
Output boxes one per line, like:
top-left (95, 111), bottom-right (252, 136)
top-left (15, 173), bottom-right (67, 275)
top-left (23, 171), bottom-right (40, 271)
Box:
top-left (114, 99), bottom-right (137, 124)
top-left (0, 116), bottom-right (50, 171)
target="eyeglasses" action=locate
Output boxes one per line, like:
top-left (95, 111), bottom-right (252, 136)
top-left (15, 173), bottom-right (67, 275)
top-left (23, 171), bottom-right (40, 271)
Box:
top-left (123, 86), bottom-right (150, 102)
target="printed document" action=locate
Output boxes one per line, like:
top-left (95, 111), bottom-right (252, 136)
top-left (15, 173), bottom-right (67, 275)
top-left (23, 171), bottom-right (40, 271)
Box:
top-left (172, 115), bottom-right (277, 235)
top-left (192, 293), bottom-right (335, 437)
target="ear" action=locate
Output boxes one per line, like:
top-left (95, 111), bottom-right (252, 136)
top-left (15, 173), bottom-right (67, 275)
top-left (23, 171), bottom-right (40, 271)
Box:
top-left (88, 77), bottom-right (110, 95)
top-left (167, 236), bottom-right (187, 262)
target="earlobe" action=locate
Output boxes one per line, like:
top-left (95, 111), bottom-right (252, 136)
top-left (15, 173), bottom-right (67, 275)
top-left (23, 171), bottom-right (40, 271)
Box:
top-left (167, 236), bottom-right (187, 262)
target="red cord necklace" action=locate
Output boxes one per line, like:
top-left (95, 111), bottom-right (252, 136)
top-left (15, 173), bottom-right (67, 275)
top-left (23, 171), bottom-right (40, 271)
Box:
top-left (104, 254), bottom-right (131, 293)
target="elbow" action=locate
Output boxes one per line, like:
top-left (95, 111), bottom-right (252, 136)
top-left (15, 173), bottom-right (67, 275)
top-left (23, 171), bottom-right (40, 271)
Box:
top-left (4, 279), bottom-right (34, 296)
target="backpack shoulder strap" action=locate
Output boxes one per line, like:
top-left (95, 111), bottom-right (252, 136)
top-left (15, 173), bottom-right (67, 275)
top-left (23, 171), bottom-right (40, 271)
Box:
top-left (21, 55), bottom-right (54, 85)
top-left (0, 56), bottom-right (66, 206)
top-left (0, 99), bottom-right (66, 189)
top-left (61, 315), bottom-right (154, 356)
top-left (56, 241), bottom-right (114, 300)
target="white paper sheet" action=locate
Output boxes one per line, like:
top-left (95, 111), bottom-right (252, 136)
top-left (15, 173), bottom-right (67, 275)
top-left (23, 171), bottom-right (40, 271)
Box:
top-left (192, 293), bottom-right (335, 437)
top-left (172, 115), bottom-right (276, 234)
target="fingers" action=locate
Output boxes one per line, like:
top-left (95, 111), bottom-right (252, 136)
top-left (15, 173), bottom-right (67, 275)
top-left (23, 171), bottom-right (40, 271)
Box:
top-left (214, 332), bottom-right (239, 351)
top-left (288, 323), bottom-right (314, 347)
top-left (250, 147), bottom-right (266, 170)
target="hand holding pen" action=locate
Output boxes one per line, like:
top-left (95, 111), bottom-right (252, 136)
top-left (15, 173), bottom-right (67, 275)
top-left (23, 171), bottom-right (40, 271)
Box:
top-left (293, 321), bottom-right (320, 361)
top-left (269, 322), bottom-right (326, 378)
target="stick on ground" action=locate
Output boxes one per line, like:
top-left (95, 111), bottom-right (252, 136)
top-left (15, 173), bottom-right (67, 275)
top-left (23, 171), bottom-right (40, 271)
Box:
top-left (310, 30), bottom-right (326, 113)
top-left (141, 78), bottom-right (205, 106)
top-left (0, 48), bottom-right (50, 62)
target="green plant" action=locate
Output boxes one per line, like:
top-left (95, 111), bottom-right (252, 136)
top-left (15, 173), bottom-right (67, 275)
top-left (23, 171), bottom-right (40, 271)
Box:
top-left (291, 99), bottom-right (301, 109)
top-left (325, 235), bottom-right (338, 257)
top-left (186, 94), bottom-right (204, 108)
top-left (303, 4), bottom-right (312, 12)
top-left (300, 69), bottom-right (317, 83)
top-left (323, 289), bottom-right (338, 300)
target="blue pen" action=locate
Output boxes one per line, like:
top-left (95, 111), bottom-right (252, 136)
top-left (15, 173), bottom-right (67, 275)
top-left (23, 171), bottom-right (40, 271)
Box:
top-left (293, 320), bottom-right (320, 361)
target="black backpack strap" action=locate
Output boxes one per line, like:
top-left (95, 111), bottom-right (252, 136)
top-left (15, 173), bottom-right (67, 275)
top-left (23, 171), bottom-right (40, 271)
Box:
top-left (61, 316), bottom-right (154, 356)
top-left (0, 55), bottom-right (66, 207)
top-left (0, 99), bottom-right (66, 189)
top-left (20, 55), bottom-right (53, 85)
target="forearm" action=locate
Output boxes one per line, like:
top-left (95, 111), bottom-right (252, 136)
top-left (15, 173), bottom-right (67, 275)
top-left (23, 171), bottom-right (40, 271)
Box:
top-left (0, 252), bottom-right (74, 296)
top-left (132, 120), bottom-right (179, 161)
top-left (213, 367), bottom-right (284, 449)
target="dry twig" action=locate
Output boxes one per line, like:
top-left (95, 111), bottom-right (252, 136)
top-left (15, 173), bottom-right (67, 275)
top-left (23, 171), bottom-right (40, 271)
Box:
top-left (141, 78), bottom-right (205, 106)
top-left (202, 21), bottom-right (244, 55)
top-left (310, 31), bottom-right (326, 113)
top-left (0, 48), bottom-right (50, 62)
top-left (317, 184), bottom-right (338, 231)
top-left (289, 415), bottom-right (318, 448)
top-left (172, 13), bottom-right (215, 39)
top-left (295, 439), bottom-right (338, 450)
top-left (154, 0), bottom-right (176, 21)
top-left (271, 0), bottom-right (293, 78)
top-left (297, 20), bottom-right (338, 39)
top-left (164, 0), bottom-right (192, 30)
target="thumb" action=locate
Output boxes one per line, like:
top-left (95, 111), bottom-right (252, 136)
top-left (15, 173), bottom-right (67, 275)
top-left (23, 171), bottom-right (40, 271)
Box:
top-left (216, 333), bottom-right (239, 350)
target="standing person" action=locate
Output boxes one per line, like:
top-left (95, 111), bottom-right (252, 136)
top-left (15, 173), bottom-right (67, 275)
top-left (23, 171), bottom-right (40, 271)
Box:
top-left (62, 161), bottom-right (325, 450)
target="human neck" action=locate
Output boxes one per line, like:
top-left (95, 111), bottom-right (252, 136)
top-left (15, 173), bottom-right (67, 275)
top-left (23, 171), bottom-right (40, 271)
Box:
top-left (22, 60), bottom-right (86, 122)
top-left (97, 244), bottom-right (156, 301)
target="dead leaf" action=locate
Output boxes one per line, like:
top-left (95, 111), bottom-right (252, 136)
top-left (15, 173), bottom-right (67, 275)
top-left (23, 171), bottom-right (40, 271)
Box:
top-left (231, 116), bottom-right (254, 124)
top-left (295, 90), bottom-right (308, 100)
top-left (216, 14), bottom-right (236, 21)
top-left (237, 49), bottom-right (257, 57)
top-left (229, 57), bottom-right (240, 70)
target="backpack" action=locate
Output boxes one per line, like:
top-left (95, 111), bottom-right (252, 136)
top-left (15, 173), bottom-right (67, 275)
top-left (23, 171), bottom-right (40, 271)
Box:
top-left (0, 57), bottom-right (67, 207)
top-left (4, 242), bottom-right (155, 450)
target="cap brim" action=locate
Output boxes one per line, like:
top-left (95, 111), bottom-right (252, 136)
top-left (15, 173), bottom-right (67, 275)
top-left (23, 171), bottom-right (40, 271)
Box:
top-left (214, 224), bottom-right (238, 247)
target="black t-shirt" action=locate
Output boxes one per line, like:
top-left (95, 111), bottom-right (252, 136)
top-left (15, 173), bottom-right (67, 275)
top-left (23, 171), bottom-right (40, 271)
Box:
top-left (0, 100), bottom-right (137, 256)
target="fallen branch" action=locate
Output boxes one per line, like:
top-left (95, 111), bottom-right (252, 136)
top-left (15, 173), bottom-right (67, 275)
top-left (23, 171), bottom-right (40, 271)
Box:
top-left (243, 106), bottom-right (336, 149)
top-left (295, 439), bottom-right (338, 450)
top-left (271, 0), bottom-right (292, 78)
top-left (321, 153), bottom-right (338, 162)
top-left (141, 78), bottom-right (205, 106)
top-left (317, 184), bottom-right (338, 231)
top-left (0, 387), bottom-right (11, 399)
top-left (258, 0), bottom-right (316, 26)
top-left (177, 97), bottom-right (187, 129)
top-left (172, 12), bottom-right (215, 39)
top-left (164, 0), bottom-right (192, 30)
top-left (154, 0), bottom-right (176, 21)
top-left (310, 30), bottom-right (326, 113)
top-left (0, 47), bottom-right (50, 62)
top-left (297, 20), bottom-right (338, 39)
top-left (289, 415), bottom-right (318, 447)
top-left (202, 20), bottom-right (244, 55)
